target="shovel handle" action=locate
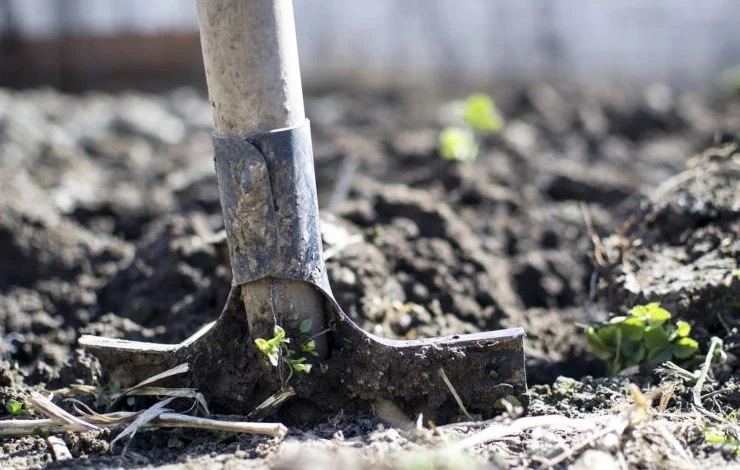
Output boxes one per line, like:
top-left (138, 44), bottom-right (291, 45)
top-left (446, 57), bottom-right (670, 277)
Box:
top-left (197, 0), bottom-right (328, 362)
top-left (197, 0), bottom-right (305, 134)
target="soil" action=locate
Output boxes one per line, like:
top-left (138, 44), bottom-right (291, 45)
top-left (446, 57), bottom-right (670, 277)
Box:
top-left (1, 83), bottom-right (739, 469)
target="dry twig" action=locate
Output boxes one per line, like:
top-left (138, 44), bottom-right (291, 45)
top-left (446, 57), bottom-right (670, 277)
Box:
top-left (451, 414), bottom-right (607, 450)
top-left (0, 410), bottom-right (287, 440)
top-left (112, 397), bottom-right (176, 454)
top-left (438, 367), bottom-right (473, 421)
top-left (28, 391), bottom-right (99, 432)
top-left (692, 337), bottom-right (724, 421)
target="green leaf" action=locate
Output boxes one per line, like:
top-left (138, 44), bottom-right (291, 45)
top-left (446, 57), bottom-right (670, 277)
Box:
top-left (299, 319), bottom-right (313, 334)
top-left (704, 429), bottom-right (727, 444)
top-left (301, 339), bottom-right (319, 356)
top-left (643, 326), bottom-right (670, 349)
top-left (647, 346), bottom-right (673, 364)
top-left (265, 350), bottom-right (279, 367)
top-left (254, 338), bottom-right (269, 352)
top-left (5, 399), bottom-right (23, 415)
top-left (438, 127), bottom-right (478, 162)
top-left (675, 320), bottom-right (691, 338)
top-left (461, 94), bottom-right (503, 133)
top-left (273, 325), bottom-right (286, 341)
top-left (620, 340), bottom-right (645, 366)
top-left (254, 338), bottom-right (280, 366)
top-left (630, 303), bottom-right (671, 325)
top-left (596, 324), bottom-right (621, 348)
top-left (615, 316), bottom-right (646, 341)
top-left (292, 363), bottom-right (312, 374)
top-left (586, 327), bottom-right (613, 360)
top-left (672, 337), bottom-right (699, 359)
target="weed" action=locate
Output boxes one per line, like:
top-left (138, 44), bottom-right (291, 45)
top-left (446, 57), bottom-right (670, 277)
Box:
top-left (586, 303), bottom-right (699, 375)
top-left (299, 319), bottom-right (313, 334)
top-left (254, 324), bottom-right (317, 382)
top-left (439, 127), bottom-right (478, 162)
top-left (438, 93), bottom-right (503, 162)
top-left (704, 427), bottom-right (740, 454)
top-left (5, 398), bottom-right (27, 416)
top-left (462, 93), bottom-right (503, 133)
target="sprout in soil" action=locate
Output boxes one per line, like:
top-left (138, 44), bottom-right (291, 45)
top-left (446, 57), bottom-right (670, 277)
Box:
top-left (5, 398), bottom-right (27, 417)
top-left (254, 324), bottom-right (318, 382)
top-left (438, 93), bottom-right (503, 162)
top-left (586, 302), bottom-right (699, 375)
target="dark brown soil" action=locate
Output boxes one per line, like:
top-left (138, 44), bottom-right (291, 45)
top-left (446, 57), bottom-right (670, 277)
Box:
top-left (1, 83), bottom-right (739, 468)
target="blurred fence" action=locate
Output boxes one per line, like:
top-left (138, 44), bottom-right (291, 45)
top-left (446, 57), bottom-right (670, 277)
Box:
top-left (1, 0), bottom-right (739, 90)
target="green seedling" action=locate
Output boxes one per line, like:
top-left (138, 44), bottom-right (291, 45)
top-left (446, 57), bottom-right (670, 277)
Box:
top-left (299, 319), bottom-right (313, 334)
top-left (5, 398), bottom-right (27, 416)
top-left (254, 324), bottom-right (317, 382)
top-left (255, 325), bottom-right (287, 367)
top-left (586, 303), bottom-right (699, 375)
top-left (438, 93), bottom-right (503, 162)
top-left (462, 93), bottom-right (504, 133)
top-left (439, 127), bottom-right (478, 162)
top-left (704, 427), bottom-right (740, 454)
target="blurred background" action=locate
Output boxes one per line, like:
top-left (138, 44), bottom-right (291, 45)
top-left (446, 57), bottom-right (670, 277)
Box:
top-left (2, 0), bottom-right (740, 91)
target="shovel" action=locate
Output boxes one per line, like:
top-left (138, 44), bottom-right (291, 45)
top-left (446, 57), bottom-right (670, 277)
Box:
top-left (80, 0), bottom-right (526, 422)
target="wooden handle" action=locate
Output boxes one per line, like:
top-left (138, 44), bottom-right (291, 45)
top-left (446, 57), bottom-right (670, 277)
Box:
top-left (197, 0), bottom-right (305, 134)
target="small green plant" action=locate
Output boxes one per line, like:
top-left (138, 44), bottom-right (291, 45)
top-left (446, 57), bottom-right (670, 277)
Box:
top-left (254, 324), bottom-right (317, 382)
top-left (5, 398), bottom-right (27, 416)
top-left (461, 93), bottom-right (503, 133)
top-left (439, 127), bottom-right (478, 162)
top-left (438, 93), bottom-right (503, 162)
top-left (586, 303), bottom-right (699, 375)
top-left (704, 425), bottom-right (740, 454)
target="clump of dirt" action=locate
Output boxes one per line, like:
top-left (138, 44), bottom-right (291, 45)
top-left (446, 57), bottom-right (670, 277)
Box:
top-left (1, 83), bottom-right (739, 468)
top-left (600, 145), bottom-right (740, 342)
